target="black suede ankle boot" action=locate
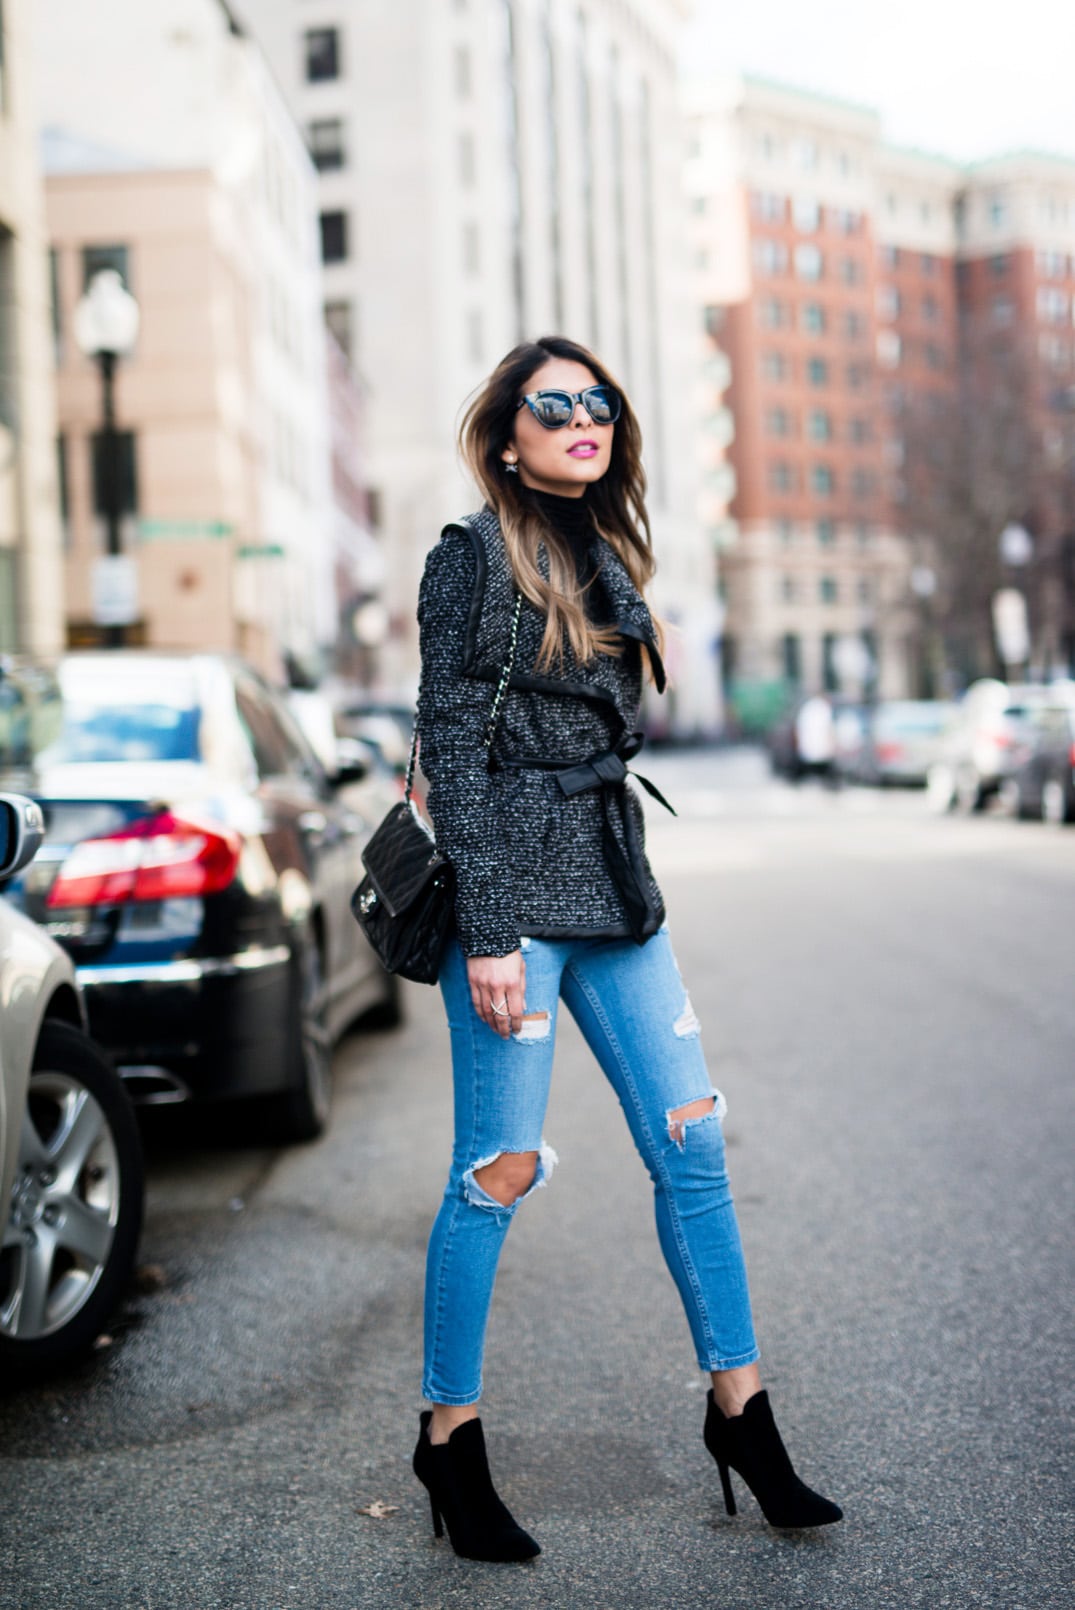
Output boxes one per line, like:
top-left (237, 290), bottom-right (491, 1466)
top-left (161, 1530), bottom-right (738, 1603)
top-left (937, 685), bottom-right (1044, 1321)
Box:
top-left (704, 1389), bottom-right (843, 1528)
top-left (412, 1411), bottom-right (541, 1562)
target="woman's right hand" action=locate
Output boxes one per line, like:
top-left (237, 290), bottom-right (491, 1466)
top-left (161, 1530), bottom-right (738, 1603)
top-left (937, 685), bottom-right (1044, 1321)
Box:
top-left (467, 950), bottom-right (526, 1038)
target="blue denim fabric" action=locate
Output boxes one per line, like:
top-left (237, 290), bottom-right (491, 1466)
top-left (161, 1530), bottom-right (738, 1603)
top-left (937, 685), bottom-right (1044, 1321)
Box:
top-left (422, 927), bottom-right (759, 1405)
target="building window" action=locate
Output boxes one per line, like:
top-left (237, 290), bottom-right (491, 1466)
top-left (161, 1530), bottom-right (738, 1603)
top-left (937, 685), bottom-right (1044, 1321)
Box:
top-left (990, 253), bottom-right (1009, 277)
top-left (856, 522), bottom-right (873, 548)
top-left (830, 208), bottom-right (859, 235)
top-left (81, 243), bottom-right (130, 290)
top-left (822, 632), bottom-right (838, 690)
top-left (817, 519), bottom-right (836, 546)
top-left (924, 342), bottom-right (946, 370)
top-left (459, 131), bottom-right (476, 186)
top-left (454, 43), bottom-right (473, 97)
top-left (838, 256), bottom-right (862, 285)
top-left (920, 252), bottom-right (936, 275)
top-left (820, 576), bottom-right (838, 604)
top-left (324, 300), bottom-right (353, 359)
top-left (780, 574), bottom-right (797, 602)
top-left (879, 244), bottom-right (899, 269)
top-left (794, 243), bottom-right (823, 281)
top-left (792, 137), bottom-right (818, 170)
top-left (801, 302), bottom-right (826, 333)
top-left (778, 519), bottom-right (794, 545)
top-left (807, 356), bottom-right (829, 386)
top-left (462, 220), bottom-right (480, 274)
top-left (753, 239), bottom-right (788, 276)
top-left (56, 435), bottom-right (70, 546)
top-left (307, 119), bottom-right (345, 171)
top-left (921, 293), bottom-right (939, 322)
top-left (319, 211), bottom-right (348, 263)
top-left (876, 330), bottom-right (901, 368)
top-left (849, 416), bottom-right (870, 444)
top-left (808, 409), bottom-right (832, 441)
top-left (762, 350), bottom-right (789, 381)
top-left (812, 464), bottom-right (835, 496)
top-left (851, 468), bottom-right (873, 499)
top-left (49, 247), bottom-right (63, 364)
top-left (876, 285), bottom-right (900, 320)
top-left (782, 633), bottom-right (802, 684)
top-left (989, 195), bottom-right (1008, 229)
top-left (844, 310), bottom-right (864, 340)
top-left (760, 297), bottom-right (786, 328)
top-left (1037, 249), bottom-right (1067, 278)
top-left (793, 196), bottom-right (820, 232)
top-left (1037, 287), bottom-right (1069, 324)
top-left (768, 461), bottom-right (795, 493)
top-left (304, 28), bottom-right (340, 82)
top-left (766, 407), bottom-right (792, 437)
top-left (857, 577), bottom-right (872, 603)
top-left (750, 191), bottom-right (784, 222)
top-left (691, 196), bottom-right (708, 215)
top-left (847, 361), bottom-right (869, 389)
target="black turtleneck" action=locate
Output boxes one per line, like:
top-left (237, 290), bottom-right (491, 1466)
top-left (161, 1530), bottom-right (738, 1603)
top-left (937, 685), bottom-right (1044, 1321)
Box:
top-left (530, 488), bottom-right (596, 588)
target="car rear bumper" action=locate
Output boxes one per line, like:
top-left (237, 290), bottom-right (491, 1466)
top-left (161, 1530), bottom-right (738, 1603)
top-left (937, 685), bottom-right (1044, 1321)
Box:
top-left (77, 944), bottom-right (293, 1103)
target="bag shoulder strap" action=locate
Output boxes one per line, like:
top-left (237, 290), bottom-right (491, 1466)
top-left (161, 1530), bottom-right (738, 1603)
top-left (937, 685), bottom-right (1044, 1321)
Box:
top-left (405, 515), bottom-right (523, 801)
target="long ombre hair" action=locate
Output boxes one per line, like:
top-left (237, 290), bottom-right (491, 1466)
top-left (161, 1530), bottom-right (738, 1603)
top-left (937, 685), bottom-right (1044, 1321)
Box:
top-left (460, 335), bottom-right (661, 675)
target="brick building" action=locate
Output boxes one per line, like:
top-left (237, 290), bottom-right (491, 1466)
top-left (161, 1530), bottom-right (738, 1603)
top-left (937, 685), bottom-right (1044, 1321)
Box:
top-left (686, 76), bottom-right (1075, 708)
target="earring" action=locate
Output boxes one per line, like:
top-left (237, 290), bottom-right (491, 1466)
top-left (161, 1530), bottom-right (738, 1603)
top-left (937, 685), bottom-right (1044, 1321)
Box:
top-left (504, 459), bottom-right (519, 474)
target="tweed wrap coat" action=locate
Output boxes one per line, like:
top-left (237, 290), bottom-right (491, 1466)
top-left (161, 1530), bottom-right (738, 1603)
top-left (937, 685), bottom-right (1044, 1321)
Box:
top-left (415, 507), bottom-right (669, 958)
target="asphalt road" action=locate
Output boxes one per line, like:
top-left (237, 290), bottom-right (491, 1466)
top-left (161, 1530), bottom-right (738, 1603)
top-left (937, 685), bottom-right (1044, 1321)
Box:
top-left (3, 750), bottom-right (1073, 1610)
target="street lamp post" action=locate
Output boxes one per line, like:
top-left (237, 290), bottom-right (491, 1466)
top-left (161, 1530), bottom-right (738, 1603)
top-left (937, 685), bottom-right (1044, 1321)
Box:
top-left (74, 270), bottom-right (140, 647)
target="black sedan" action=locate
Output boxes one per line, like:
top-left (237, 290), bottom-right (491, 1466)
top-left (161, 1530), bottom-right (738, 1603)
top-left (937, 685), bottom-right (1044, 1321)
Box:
top-left (2, 653), bottom-right (401, 1142)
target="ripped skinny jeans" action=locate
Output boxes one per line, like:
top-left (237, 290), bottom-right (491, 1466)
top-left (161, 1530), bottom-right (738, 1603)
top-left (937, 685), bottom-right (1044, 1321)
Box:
top-left (422, 925), bottom-right (759, 1405)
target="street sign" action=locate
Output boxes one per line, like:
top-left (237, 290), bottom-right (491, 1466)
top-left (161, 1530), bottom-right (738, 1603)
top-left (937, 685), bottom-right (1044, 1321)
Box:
top-left (992, 588), bottom-right (1029, 667)
top-left (91, 555), bottom-right (139, 626)
top-left (236, 543), bottom-right (286, 559)
top-left (138, 518), bottom-right (234, 540)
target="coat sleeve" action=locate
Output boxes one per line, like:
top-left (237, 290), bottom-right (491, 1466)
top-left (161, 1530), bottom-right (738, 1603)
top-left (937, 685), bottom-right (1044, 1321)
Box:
top-left (416, 529), bottom-right (520, 958)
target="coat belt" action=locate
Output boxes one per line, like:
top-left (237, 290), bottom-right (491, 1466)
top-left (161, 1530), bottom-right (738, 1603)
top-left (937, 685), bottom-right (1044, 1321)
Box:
top-left (499, 732), bottom-right (675, 943)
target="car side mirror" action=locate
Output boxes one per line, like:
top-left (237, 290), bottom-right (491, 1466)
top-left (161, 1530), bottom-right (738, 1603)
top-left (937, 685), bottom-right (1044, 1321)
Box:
top-left (0, 792), bottom-right (45, 881)
top-left (331, 738), bottom-right (374, 785)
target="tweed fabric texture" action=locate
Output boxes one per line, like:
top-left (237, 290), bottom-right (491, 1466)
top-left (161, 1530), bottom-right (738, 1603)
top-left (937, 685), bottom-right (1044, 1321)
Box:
top-left (416, 508), bottom-right (667, 958)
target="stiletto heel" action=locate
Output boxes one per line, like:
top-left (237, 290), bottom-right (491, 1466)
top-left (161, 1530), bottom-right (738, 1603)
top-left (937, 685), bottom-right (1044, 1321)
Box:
top-left (716, 1457), bottom-right (737, 1517)
top-left (412, 1411), bottom-right (540, 1562)
top-left (704, 1389), bottom-right (842, 1528)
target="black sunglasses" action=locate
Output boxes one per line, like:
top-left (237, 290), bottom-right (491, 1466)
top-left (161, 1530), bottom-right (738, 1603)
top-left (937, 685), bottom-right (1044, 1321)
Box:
top-left (516, 385), bottom-right (622, 430)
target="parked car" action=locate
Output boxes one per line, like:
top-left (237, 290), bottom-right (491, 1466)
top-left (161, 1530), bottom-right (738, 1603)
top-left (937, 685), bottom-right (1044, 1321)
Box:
top-left (1004, 704), bottom-right (1075, 824)
top-left (334, 696), bottom-right (415, 776)
top-left (0, 791), bottom-right (144, 1373)
top-left (849, 700), bottom-right (956, 787)
top-left (927, 679), bottom-right (1075, 812)
top-left (0, 653), bottom-right (402, 1144)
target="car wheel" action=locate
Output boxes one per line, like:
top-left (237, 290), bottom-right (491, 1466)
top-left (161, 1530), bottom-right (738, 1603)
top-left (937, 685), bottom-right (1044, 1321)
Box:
top-left (1041, 778), bottom-right (1071, 826)
top-left (270, 928), bottom-right (332, 1144)
top-left (0, 1021), bottom-right (143, 1374)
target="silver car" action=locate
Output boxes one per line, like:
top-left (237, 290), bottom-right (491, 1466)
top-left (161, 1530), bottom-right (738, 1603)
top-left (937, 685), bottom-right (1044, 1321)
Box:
top-left (1, 793), bottom-right (143, 1373)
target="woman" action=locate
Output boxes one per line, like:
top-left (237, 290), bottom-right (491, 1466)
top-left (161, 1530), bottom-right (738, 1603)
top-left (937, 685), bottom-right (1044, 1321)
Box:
top-left (412, 336), bottom-right (841, 1560)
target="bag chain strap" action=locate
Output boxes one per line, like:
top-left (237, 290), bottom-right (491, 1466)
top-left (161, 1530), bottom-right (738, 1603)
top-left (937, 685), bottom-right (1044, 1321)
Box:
top-left (405, 588), bottom-right (524, 803)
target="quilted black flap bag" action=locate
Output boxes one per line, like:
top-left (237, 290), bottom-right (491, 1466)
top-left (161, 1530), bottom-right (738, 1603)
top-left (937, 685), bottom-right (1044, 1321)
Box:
top-left (351, 581), bottom-right (522, 985)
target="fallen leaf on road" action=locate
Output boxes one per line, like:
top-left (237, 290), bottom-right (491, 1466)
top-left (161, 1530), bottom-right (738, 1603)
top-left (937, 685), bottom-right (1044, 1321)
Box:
top-left (355, 1501), bottom-right (398, 1519)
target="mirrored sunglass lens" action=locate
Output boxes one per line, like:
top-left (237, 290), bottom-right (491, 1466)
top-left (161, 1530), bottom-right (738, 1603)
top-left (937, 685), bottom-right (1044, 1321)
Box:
top-left (533, 392), bottom-right (574, 426)
top-left (583, 387), bottom-right (619, 422)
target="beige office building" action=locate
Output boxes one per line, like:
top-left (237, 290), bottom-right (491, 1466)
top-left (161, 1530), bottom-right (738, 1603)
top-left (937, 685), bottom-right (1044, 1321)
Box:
top-left (238, 0), bottom-right (717, 731)
top-left (37, 0), bottom-right (337, 676)
top-left (0, 0), bottom-right (64, 655)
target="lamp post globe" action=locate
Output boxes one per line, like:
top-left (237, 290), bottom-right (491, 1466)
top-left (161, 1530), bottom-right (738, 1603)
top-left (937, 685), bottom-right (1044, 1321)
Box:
top-left (74, 271), bottom-right (140, 647)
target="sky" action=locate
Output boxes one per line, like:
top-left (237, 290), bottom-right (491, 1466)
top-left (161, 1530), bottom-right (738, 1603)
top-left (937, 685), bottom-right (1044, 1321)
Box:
top-left (682, 0), bottom-right (1075, 165)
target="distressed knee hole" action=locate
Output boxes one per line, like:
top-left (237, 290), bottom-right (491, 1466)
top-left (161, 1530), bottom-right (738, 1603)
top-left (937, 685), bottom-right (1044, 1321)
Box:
top-left (673, 993), bottom-right (701, 1038)
top-left (667, 1088), bottom-right (728, 1149)
top-left (464, 1144), bottom-right (558, 1209)
top-left (513, 1010), bottom-right (550, 1043)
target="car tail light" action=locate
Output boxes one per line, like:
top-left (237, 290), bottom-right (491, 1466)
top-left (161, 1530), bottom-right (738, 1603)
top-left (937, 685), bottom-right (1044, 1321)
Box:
top-left (875, 741), bottom-right (903, 762)
top-left (46, 811), bottom-right (242, 908)
top-left (1069, 741), bottom-right (1075, 768)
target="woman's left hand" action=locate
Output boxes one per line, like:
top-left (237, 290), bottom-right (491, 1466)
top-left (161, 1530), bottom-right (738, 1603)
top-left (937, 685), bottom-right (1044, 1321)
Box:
top-left (466, 950), bottom-right (526, 1038)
